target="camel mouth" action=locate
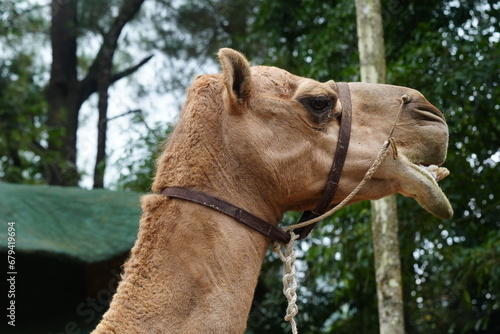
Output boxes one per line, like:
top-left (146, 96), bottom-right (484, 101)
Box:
top-left (415, 163), bottom-right (450, 182)
top-left (397, 156), bottom-right (453, 219)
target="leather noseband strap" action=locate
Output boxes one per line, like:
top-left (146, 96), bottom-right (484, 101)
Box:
top-left (160, 82), bottom-right (352, 243)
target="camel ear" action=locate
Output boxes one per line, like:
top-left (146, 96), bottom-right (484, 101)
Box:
top-left (218, 48), bottom-right (251, 107)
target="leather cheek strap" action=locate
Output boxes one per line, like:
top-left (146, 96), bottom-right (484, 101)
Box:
top-left (294, 82), bottom-right (352, 239)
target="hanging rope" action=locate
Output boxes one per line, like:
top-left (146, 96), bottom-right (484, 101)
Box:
top-left (273, 232), bottom-right (300, 334)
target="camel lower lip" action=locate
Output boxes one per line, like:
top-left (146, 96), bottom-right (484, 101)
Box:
top-left (397, 156), bottom-right (453, 219)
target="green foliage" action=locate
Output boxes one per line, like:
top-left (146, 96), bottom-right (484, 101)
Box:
top-left (0, 0), bottom-right (48, 39)
top-left (247, 0), bottom-right (360, 81)
top-left (114, 112), bottom-right (174, 192)
top-left (386, 3), bottom-right (500, 330)
top-left (0, 53), bottom-right (48, 183)
top-left (171, 0), bottom-right (255, 57)
top-left (0, 1), bottom-right (52, 183)
top-left (77, 0), bottom-right (127, 33)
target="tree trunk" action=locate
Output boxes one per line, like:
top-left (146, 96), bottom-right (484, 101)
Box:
top-left (92, 33), bottom-right (113, 189)
top-left (92, 65), bottom-right (110, 189)
top-left (370, 196), bottom-right (405, 334)
top-left (355, 0), bottom-right (406, 333)
top-left (92, 0), bottom-right (146, 188)
top-left (46, 0), bottom-right (80, 186)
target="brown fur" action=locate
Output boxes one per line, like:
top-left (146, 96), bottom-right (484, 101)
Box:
top-left (92, 48), bottom-right (449, 333)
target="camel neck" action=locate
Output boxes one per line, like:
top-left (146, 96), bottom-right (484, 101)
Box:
top-left (92, 194), bottom-right (271, 333)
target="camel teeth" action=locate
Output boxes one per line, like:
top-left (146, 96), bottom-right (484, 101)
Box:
top-left (421, 164), bottom-right (450, 182)
top-left (435, 167), bottom-right (450, 181)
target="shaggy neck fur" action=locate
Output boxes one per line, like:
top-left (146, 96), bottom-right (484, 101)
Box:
top-left (92, 76), bottom-right (278, 333)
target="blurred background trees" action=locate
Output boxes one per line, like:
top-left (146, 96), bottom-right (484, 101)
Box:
top-left (1, 0), bottom-right (498, 333)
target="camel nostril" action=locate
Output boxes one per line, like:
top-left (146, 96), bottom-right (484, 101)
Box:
top-left (408, 102), bottom-right (446, 123)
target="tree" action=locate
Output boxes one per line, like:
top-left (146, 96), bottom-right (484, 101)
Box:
top-left (355, 0), bottom-right (405, 333)
top-left (1, 0), bottom-right (255, 188)
top-left (46, 0), bottom-right (151, 186)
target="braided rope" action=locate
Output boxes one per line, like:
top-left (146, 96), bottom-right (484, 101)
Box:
top-left (273, 232), bottom-right (300, 334)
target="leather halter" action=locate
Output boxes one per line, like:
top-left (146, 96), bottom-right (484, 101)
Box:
top-left (160, 82), bottom-right (352, 244)
top-left (295, 82), bottom-right (352, 239)
top-left (161, 186), bottom-right (292, 242)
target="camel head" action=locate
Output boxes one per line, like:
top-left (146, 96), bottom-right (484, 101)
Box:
top-left (155, 48), bottom-right (452, 221)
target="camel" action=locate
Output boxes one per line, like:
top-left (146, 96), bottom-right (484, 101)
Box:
top-left (92, 48), bottom-right (452, 333)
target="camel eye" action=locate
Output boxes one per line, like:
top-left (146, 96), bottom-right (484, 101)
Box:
top-left (309, 97), bottom-right (331, 112)
top-left (298, 95), bottom-right (337, 127)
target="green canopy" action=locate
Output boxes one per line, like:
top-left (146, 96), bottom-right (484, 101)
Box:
top-left (0, 183), bottom-right (142, 263)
